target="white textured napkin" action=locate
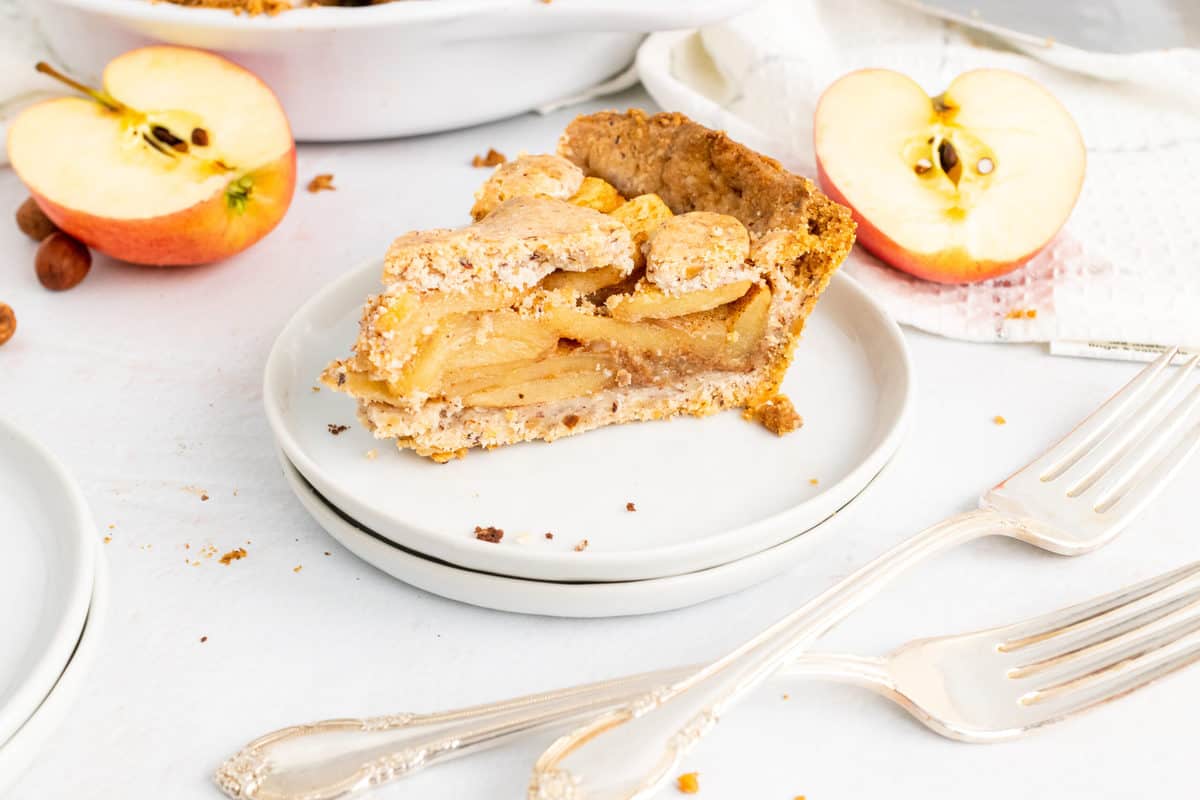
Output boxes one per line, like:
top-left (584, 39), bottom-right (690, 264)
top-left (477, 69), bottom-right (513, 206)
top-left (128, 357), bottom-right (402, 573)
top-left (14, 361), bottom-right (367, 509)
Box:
top-left (638, 0), bottom-right (1200, 358)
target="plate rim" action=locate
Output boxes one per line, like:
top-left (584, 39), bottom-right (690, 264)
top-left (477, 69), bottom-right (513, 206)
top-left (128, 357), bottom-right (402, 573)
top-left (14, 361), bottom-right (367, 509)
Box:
top-left (265, 258), bottom-right (914, 582)
top-left (277, 450), bottom-right (889, 617)
top-left (0, 550), bottom-right (108, 793)
top-left (0, 419), bottom-right (96, 751)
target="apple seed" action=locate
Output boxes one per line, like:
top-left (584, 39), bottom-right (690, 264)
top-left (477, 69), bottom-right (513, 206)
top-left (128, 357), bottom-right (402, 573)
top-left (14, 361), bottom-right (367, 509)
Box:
top-left (937, 139), bottom-right (959, 173)
top-left (191, 127), bottom-right (210, 147)
top-left (35, 232), bottom-right (92, 291)
top-left (913, 158), bottom-right (933, 175)
top-left (0, 303), bottom-right (15, 346)
top-left (16, 197), bottom-right (59, 241)
top-left (976, 157), bottom-right (995, 175)
top-left (151, 125), bottom-right (189, 153)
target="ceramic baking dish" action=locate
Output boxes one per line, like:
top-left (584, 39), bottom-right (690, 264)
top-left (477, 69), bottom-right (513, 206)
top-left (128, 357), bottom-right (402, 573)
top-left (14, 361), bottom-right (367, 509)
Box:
top-left (24, 0), bottom-right (757, 140)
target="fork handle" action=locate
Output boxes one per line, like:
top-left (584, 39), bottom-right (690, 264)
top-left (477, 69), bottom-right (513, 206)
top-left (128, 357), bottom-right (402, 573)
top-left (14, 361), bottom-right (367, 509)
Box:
top-left (530, 508), bottom-right (1011, 799)
top-left (214, 652), bottom-right (893, 800)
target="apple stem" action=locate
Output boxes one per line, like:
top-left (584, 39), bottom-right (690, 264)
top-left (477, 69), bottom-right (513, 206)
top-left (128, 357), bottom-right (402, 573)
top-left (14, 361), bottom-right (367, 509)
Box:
top-left (35, 61), bottom-right (126, 113)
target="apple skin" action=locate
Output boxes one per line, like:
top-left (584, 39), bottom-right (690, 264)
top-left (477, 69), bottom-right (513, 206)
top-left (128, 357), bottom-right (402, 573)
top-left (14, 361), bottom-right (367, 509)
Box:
top-left (814, 67), bottom-right (1085, 285)
top-left (815, 157), bottom-right (1048, 284)
top-left (26, 153), bottom-right (296, 267)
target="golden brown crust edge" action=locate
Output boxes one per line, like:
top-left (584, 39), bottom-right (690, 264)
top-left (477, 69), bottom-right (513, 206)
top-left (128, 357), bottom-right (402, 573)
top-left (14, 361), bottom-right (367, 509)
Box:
top-left (558, 109), bottom-right (857, 401)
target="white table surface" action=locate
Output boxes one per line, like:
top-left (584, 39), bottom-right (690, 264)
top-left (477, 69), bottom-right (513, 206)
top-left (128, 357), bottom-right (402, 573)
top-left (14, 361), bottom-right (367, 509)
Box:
top-left (3, 87), bottom-right (1198, 799)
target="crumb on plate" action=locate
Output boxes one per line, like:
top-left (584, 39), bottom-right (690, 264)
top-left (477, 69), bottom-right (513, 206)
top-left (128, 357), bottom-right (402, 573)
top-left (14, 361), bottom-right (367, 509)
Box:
top-left (745, 394), bottom-right (803, 435)
top-left (474, 525), bottom-right (504, 543)
top-left (676, 773), bottom-right (700, 794)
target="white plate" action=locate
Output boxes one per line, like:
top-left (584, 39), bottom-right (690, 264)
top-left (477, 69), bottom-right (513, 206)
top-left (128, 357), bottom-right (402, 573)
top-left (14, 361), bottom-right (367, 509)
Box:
top-left (266, 260), bottom-right (912, 583)
top-left (0, 551), bottom-right (107, 794)
top-left (0, 419), bottom-right (95, 750)
top-left (278, 451), bottom-right (888, 618)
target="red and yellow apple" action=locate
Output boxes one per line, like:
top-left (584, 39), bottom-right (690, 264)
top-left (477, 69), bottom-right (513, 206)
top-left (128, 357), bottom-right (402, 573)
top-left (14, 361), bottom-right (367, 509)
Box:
top-left (814, 68), bottom-right (1085, 283)
top-left (7, 46), bottom-right (296, 266)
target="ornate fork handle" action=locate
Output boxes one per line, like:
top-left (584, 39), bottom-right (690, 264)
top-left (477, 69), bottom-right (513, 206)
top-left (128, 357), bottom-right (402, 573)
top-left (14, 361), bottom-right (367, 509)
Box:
top-left (214, 664), bottom-right (698, 800)
top-left (530, 508), bottom-right (1021, 799)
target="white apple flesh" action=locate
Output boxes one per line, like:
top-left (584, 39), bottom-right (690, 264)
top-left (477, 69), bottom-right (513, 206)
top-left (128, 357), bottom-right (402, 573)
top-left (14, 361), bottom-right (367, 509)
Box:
top-left (8, 46), bottom-right (296, 266)
top-left (814, 68), bottom-right (1086, 283)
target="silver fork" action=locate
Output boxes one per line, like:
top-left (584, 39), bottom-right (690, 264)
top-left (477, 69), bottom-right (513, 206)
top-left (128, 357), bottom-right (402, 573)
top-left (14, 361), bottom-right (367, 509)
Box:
top-left (215, 561), bottom-right (1200, 800)
top-left (215, 348), bottom-right (1200, 800)
top-left (530, 347), bottom-right (1200, 800)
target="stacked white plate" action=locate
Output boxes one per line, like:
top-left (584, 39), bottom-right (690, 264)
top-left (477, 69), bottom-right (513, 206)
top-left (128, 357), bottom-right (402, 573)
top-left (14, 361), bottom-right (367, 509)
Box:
top-left (0, 419), bottom-right (106, 793)
top-left (265, 260), bottom-right (915, 617)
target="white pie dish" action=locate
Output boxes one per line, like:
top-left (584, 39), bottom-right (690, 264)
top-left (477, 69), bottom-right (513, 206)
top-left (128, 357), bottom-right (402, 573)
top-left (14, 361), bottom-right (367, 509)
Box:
top-left (23, 0), bottom-right (758, 141)
top-left (0, 418), bottom-right (96, 752)
top-left (264, 258), bottom-right (914, 583)
top-left (277, 450), bottom-right (890, 617)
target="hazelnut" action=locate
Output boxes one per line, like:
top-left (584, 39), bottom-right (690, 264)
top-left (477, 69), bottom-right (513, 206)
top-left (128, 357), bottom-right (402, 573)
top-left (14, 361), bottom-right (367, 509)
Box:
top-left (16, 197), bottom-right (59, 242)
top-left (36, 232), bottom-right (92, 291)
top-left (0, 303), bottom-right (15, 346)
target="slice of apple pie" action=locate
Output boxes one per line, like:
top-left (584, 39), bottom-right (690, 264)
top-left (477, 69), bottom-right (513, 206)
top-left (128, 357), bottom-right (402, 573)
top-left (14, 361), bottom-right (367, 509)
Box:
top-left (322, 110), bottom-right (856, 461)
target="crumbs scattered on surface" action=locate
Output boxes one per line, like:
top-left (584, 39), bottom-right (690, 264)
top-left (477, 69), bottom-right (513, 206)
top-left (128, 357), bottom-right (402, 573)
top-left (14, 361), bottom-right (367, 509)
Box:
top-left (676, 773), bottom-right (700, 794)
top-left (993, 415), bottom-right (1007, 425)
top-left (311, 386), bottom-right (321, 393)
top-left (366, 449), bottom-right (378, 460)
top-left (625, 502), bottom-right (637, 512)
top-left (782, 693), bottom-right (790, 700)
top-left (108, 523), bottom-right (115, 530)
top-left (307, 173), bottom-right (336, 193)
top-left (183, 485), bottom-right (209, 500)
top-left (471, 148), bottom-right (507, 168)
top-left (544, 532), bottom-right (554, 540)
top-left (574, 539), bottom-right (589, 552)
top-left (328, 423), bottom-right (350, 435)
top-left (200, 492), bottom-right (210, 502)
top-left (746, 394), bottom-right (803, 436)
top-left (293, 565), bottom-right (303, 573)
top-left (1005, 308), bottom-right (1038, 320)
top-left (103, 535), bottom-right (112, 544)
top-left (474, 525), bottom-right (504, 543)
top-left (219, 547), bottom-right (247, 565)
top-left (808, 478), bottom-right (819, 486)
top-left (324, 551), bottom-right (331, 556)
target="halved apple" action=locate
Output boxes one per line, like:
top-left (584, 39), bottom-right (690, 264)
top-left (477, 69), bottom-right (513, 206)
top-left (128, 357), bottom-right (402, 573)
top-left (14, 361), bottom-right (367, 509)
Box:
top-left (7, 46), bottom-right (296, 266)
top-left (814, 68), bottom-right (1085, 283)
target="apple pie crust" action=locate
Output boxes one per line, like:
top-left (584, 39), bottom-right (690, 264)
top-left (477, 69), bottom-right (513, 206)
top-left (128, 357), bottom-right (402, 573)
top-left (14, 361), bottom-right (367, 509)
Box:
top-left (322, 111), bottom-right (856, 461)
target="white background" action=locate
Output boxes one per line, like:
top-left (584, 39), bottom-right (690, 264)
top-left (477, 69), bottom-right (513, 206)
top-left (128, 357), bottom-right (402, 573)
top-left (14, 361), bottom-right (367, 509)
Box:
top-left (3, 88), bottom-right (1198, 798)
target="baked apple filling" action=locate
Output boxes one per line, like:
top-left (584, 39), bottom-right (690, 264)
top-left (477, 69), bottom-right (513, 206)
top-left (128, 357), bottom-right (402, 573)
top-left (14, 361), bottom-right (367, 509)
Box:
top-left (322, 110), bottom-right (856, 461)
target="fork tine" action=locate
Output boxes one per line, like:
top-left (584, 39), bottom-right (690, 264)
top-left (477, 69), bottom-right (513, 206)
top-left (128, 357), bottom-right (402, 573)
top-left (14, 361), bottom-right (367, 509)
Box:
top-left (1019, 624), bottom-right (1200, 722)
top-left (1012, 593), bottom-right (1200, 686)
top-left (1094, 418), bottom-right (1200, 521)
top-left (1000, 561), bottom-right (1200, 654)
top-left (1059, 354), bottom-right (1200, 496)
top-left (1031, 346), bottom-right (1179, 482)
top-left (1088, 384), bottom-right (1200, 514)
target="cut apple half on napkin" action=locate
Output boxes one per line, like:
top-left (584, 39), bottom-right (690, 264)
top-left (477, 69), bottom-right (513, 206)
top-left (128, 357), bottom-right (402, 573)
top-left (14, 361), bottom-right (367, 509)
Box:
top-left (7, 46), bottom-right (296, 266)
top-left (815, 68), bottom-right (1085, 284)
